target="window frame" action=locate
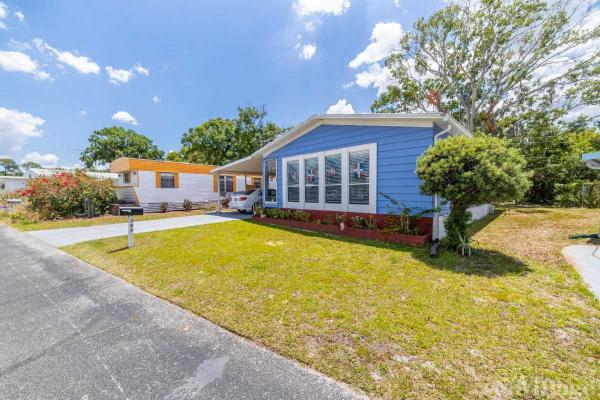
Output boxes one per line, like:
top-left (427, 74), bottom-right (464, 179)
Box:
top-left (281, 143), bottom-right (376, 213)
top-left (159, 172), bottom-right (176, 189)
top-left (264, 158), bottom-right (277, 205)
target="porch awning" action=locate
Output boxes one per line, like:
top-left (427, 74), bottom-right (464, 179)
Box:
top-left (582, 151), bottom-right (600, 170)
top-left (210, 155), bottom-right (263, 175)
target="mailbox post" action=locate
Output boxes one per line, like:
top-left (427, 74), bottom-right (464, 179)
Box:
top-left (118, 206), bottom-right (144, 248)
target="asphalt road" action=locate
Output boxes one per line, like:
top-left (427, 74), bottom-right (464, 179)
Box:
top-left (0, 226), bottom-right (363, 400)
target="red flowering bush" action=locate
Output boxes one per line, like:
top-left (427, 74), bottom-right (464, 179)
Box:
top-left (20, 172), bottom-right (116, 220)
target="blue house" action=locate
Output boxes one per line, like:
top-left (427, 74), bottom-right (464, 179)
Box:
top-left (212, 113), bottom-right (487, 240)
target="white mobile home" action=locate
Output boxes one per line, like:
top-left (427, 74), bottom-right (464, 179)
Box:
top-left (0, 176), bottom-right (27, 193)
top-left (110, 157), bottom-right (261, 211)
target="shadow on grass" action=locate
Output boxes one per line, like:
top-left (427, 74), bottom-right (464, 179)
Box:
top-left (467, 210), bottom-right (503, 237)
top-left (107, 246), bottom-right (130, 254)
top-left (243, 219), bottom-right (530, 278)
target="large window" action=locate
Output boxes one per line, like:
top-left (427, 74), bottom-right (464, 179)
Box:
top-left (219, 175), bottom-right (234, 196)
top-left (304, 157), bottom-right (319, 203)
top-left (266, 159), bottom-right (277, 202)
top-left (286, 160), bottom-right (300, 202)
top-left (160, 173), bottom-right (176, 188)
top-left (325, 154), bottom-right (341, 204)
top-left (349, 150), bottom-right (370, 204)
top-left (281, 143), bottom-right (376, 213)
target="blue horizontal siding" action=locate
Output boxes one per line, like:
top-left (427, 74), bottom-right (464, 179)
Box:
top-left (265, 124), bottom-right (435, 214)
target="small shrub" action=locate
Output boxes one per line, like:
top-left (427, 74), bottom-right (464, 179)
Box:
top-left (323, 214), bottom-right (337, 225)
top-left (160, 202), bottom-right (168, 213)
top-left (254, 204), bottom-right (266, 217)
top-left (351, 216), bottom-right (368, 229)
top-left (183, 199), bottom-right (193, 211)
top-left (335, 213), bottom-right (347, 225)
top-left (293, 210), bottom-right (311, 222)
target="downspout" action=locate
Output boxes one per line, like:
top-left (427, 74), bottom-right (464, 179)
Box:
top-left (432, 117), bottom-right (452, 242)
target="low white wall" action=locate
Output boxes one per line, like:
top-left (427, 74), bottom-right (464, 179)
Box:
top-left (436, 204), bottom-right (494, 240)
top-left (0, 177), bottom-right (27, 193)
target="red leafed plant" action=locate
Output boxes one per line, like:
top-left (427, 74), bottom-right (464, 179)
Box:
top-left (19, 171), bottom-right (116, 220)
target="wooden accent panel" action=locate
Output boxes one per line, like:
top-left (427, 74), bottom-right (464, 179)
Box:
top-left (232, 176), bottom-right (237, 191)
top-left (174, 173), bottom-right (179, 188)
top-left (129, 158), bottom-right (215, 174)
top-left (155, 172), bottom-right (161, 188)
top-left (110, 157), bottom-right (130, 172)
top-left (213, 175), bottom-right (218, 192)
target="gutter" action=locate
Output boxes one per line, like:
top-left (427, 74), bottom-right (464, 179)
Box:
top-left (431, 115), bottom-right (452, 242)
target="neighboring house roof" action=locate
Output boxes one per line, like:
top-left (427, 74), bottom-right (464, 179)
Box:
top-left (582, 151), bottom-right (600, 169)
top-left (110, 157), bottom-right (216, 174)
top-left (23, 167), bottom-right (118, 180)
top-left (211, 112), bottom-right (471, 175)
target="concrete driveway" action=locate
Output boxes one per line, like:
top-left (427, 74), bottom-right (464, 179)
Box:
top-left (27, 212), bottom-right (252, 247)
top-left (0, 226), bottom-right (362, 399)
top-left (563, 244), bottom-right (600, 299)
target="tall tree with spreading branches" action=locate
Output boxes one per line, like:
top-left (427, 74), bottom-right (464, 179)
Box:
top-left (372, 0), bottom-right (600, 135)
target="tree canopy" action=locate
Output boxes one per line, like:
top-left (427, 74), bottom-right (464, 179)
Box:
top-left (20, 161), bottom-right (42, 169)
top-left (416, 135), bottom-right (530, 246)
top-left (180, 106), bottom-right (283, 165)
top-left (0, 158), bottom-right (22, 176)
top-left (80, 126), bottom-right (164, 168)
top-left (372, 0), bottom-right (600, 135)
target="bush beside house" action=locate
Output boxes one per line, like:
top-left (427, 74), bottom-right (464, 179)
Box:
top-left (19, 171), bottom-right (116, 220)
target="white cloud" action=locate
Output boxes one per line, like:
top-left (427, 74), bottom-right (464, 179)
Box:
top-left (354, 63), bottom-right (394, 94)
top-left (106, 66), bottom-right (135, 84)
top-left (111, 111), bottom-right (138, 125)
top-left (33, 39), bottom-right (100, 74)
top-left (562, 104), bottom-right (600, 122)
top-left (349, 22), bottom-right (403, 68)
top-left (304, 20), bottom-right (319, 32)
top-left (21, 151), bottom-right (59, 166)
top-left (106, 63), bottom-right (150, 84)
top-left (0, 50), bottom-right (51, 80)
top-left (0, 107), bottom-right (45, 153)
top-left (294, 0), bottom-right (350, 16)
top-left (0, 22), bottom-right (6, 31)
top-left (0, 2), bottom-right (6, 19)
top-left (14, 11), bottom-right (24, 22)
top-left (300, 43), bottom-right (317, 59)
top-left (80, 110), bottom-right (87, 116)
top-left (153, 95), bottom-right (161, 103)
top-left (133, 63), bottom-right (149, 76)
top-left (326, 99), bottom-right (355, 114)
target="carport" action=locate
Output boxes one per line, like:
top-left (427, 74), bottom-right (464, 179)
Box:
top-left (211, 155), bottom-right (264, 212)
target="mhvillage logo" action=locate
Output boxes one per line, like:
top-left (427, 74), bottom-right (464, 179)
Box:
top-left (483, 376), bottom-right (600, 399)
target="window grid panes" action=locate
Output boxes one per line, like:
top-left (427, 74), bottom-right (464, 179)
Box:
top-left (349, 150), bottom-right (369, 204)
top-left (219, 175), bottom-right (234, 196)
top-left (160, 173), bottom-right (175, 189)
top-left (325, 154), bottom-right (342, 204)
top-left (287, 160), bottom-right (300, 202)
top-left (304, 157), bottom-right (319, 203)
top-left (266, 159), bottom-right (277, 202)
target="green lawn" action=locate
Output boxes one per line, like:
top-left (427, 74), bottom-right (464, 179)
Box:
top-left (64, 207), bottom-right (600, 399)
top-left (0, 208), bottom-right (214, 231)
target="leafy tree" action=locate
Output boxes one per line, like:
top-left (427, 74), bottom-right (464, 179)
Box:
top-left (372, 0), bottom-right (600, 134)
top-left (164, 150), bottom-right (184, 162)
top-left (180, 106), bottom-right (283, 165)
top-left (0, 158), bottom-right (22, 176)
top-left (416, 135), bottom-right (530, 248)
top-left (21, 161), bottom-right (42, 169)
top-left (510, 113), bottom-right (600, 203)
top-left (80, 126), bottom-right (164, 168)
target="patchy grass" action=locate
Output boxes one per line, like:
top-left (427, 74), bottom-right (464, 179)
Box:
top-left (0, 208), bottom-right (213, 231)
top-left (64, 207), bottom-right (600, 399)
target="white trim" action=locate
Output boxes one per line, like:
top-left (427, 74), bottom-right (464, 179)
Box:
top-left (282, 143), bottom-right (377, 214)
top-left (211, 113), bottom-right (471, 175)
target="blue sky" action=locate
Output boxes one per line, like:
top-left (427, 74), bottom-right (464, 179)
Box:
top-left (0, 0), bottom-right (447, 167)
